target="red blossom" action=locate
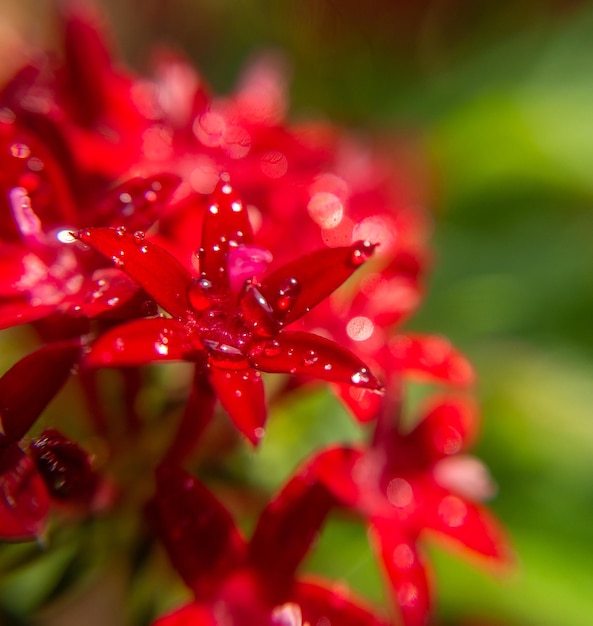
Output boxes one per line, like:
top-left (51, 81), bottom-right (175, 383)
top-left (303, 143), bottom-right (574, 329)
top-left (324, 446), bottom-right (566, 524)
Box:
top-left (79, 176), bottom-right (382, 444)
top-left (148, 464), bottom-right (389, 626)
top-left (305, 394), bottom-right (512, 626)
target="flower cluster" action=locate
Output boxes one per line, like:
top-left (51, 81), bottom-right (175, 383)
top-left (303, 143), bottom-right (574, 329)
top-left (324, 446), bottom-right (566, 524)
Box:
top-left (0, 4), bottom-right (511, 626)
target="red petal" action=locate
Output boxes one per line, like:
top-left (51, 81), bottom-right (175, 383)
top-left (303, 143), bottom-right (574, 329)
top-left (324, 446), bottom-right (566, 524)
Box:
top-left (249, 331), bottom-right (383, 390)
top-left (412, 395), bottom-right (480, 460)
top-left (311, 446), bottom-right (382, 514)
top-left (0, 445), bottom-right (50, 541)
top-left (61, 268), bottom-right (147, 320)
top-left (421, 484), bottom-right (513, 565)
top-left (369, 519), bottom-right (432, 626)
top-left (386, 334), bottom-right (476, 386)
top-left (30, 429), bottom-right (99, 505)
top-left (248, 472), bottom-right (335, 598)
top-left (0, 301), bottom-right (56, 331)
top-left (152, 603), bottom-right (216, 626)
top-left (333, 384), bottom-right (383, 423)
top-left (207, 367), bottom-right (266, 445)
top-left (76, 228), bottom-right (194, 323)
top-left (98, 174), bottom-right (181, 232)
top-left (163, 372), bottom-right (216, 464)
top-left (198, 176), bottom-right (254, 288)
top-left (258, 241), bottom-right (377, 327)
top-left (294, 579), bottom-right (390, 626)
top-left (0, 340), bottom-right (80, 447)
top-left (85, 318), bottom-right (197, 367)
top-left (147, 465), bottom-right (246, 598)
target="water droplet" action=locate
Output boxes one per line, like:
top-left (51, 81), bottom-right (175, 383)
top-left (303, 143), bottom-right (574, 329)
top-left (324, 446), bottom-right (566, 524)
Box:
top-left (56, 229), bottom-right (76, 244)
top-left (302, 350), bottom-right (318, 366)
top-left (346, 316), bottom-right (375, 342)
top-left (349, 240), bottom-right (375, 267)
top-left (392, 544), bottom-right (415, 569)
top-left (234, 389), bottom-right (242, 398)
top-left (387, 477), bottom-right (413, 508)
top-left (263, 340), bottom-right (281, 357)
top-left (275, 277), bottom-right (301, 313)
top-left (107, 297), bottom-right (119, 307)
top-left (116, 226), bottom-right (127, 237)
top-left (438, 495), bottom-right (468, 528)
top-left (10, 143), bottom-right (31, 159)
top-left (139, 245), bottom-right (148, 253)
top-left (119, 192), bottom-right (132, 204)
top-left (144, 190), bottom-right (157, 202)
top-left (231, 201), bottom-right (242, 212)
top-left (133, 230), bottom-right (145, 242)
top-left (350, 368), bottom-right (370, 385)
top-left (254, 427), bottom-right (265, 440)
top-left (209, 204), bottom-right (219, 214)
top-left (111, 255), bottom-right (124, 268)
top-left (324, 363), bottom-right (333, 371)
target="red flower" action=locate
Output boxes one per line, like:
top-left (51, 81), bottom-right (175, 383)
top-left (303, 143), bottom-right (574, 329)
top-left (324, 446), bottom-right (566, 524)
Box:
top-left (305, 394), bottom-right (512, 626)
top-left (0, 341), bottom-right (102, 540)
top-left (79, 176), bottom-right (382, 445)
top-left (147, 464), bottom-right (389, 626)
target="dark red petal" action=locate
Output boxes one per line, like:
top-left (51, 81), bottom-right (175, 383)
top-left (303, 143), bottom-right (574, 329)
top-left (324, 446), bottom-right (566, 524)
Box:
top-left (163, 372), bottom-right (216, 464)
top-left (249, 331), bottom-right (383, 390)
top-left (0, 444), bottom-right (50, 541)
top-left (76, 228), bottom-right (194, 322)
top-left (151, 603), bottom-right (216, 626)
top-left (98, 174), bottom-right (181, 232)
top-left (0, 340), bottom-right (80, 447)
top-left (147, 465), bottom-right (246, 599)
top-left (412, 395), bottom-right (480, 460)
top-left (386, 334), bottom-right (476, 386)
top-left (311, 446), bottom-right (385, 514)
top-left (258, 241), bottom-right (376, 327)
top-left (248, 471), bottom-right (336, 598)
top-left (0, 302), bottom-right (56, 331)
top-left (84, 318), bottom-right (197, 367)
top-left (369, 519), bottom-right (432, 626)
top-left (198, 176), bottom-right (254, 288)
top-left (294, 579), bottom-right (390, 626)
top-left (333, 384), bottom-right (383, 423)
top-left (61, 268), bottom-right (146, 320)
top-left (30, 429), bottom-right (99, 505)
top-left (420, 484), bottom-right (513, 565)
top-left (207, 366), bottom-right (266, 445)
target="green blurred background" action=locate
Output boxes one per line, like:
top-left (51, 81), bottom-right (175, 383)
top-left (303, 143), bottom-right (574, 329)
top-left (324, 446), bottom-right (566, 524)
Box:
top-left (2, 1), bottom-right (593, 624)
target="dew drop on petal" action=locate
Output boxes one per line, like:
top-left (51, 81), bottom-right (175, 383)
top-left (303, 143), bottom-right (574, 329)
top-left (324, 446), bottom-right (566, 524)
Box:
top-left (323, 363), bottom-right (332, 371)
top-left (350, 368), bottom-right (370, 385)
top-left (387, 477), bottom-right (414, 508)
top-left (144, 190), bottom-right (157, 202)
top-left (10, 143), bottom-right (31, 159)
top-left (254, 427), bottom-right (265, 440)
top-left (261, 151), bottom-right (288, 178)
top-left (263, 340), bottom-right (282, 357)
top-left (56, 229), bottom-right (76, 244)
top-left (349, 240), bottom-right (375, 267)
top-left (307, 191), bottom-right (344, 228)
top-left (392, 543), bottom-right (415, 569)
top-left (302, 350), bottom-right (318, 366)
top-left (116, 226), bottom-right (127, 237)
top-left (133, 230), bottom-right (145, 242)
top-left (275, 277), bottom-right (301, 313)
top-left (397, 583), bottom-right (419, 607)
top-left (346, 316), bottom-right (374, 342)
top-left (438, 495), bottom-right (467, 527)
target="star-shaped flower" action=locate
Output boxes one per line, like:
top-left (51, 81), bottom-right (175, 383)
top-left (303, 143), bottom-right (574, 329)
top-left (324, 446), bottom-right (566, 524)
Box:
top-left (78, 176), bottom-right (382, 445)
top-left (147, 464), bottom-right (390, 626)
top-left (304, 393), bottom-right (512, 626)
